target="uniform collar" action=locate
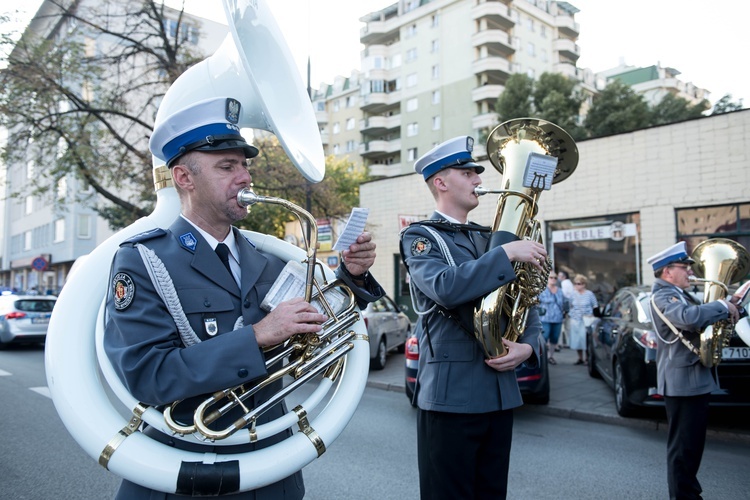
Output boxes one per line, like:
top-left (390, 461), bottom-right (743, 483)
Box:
top-left (180, 214), bottom-right (238, 262)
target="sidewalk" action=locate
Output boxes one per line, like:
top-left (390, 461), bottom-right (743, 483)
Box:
top-left (366, 346), bottom-right (750, 445)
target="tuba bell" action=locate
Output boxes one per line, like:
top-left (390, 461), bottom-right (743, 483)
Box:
top-left (473, 118), bottom-right (578, 358)
top-left (45, 0), bottom-right (369, 494)
top-left (688, 238), bottom-right (750, 367)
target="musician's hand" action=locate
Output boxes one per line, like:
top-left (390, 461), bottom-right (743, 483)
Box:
top-left (726, 301), bottom-right (740, 324)
top-left (501, 240), bottom-right (547, 271)
top-left (342, 232), bottom-right (376, 277)
top-left (485, 338), bottom-right (533, 372)
top-left (253, 297), bottom-right (327, 347)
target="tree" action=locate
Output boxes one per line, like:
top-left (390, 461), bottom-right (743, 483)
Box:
top-left (495, 72), bottom-right (585, 139)
top-left (533, 73), bottom-right (586, 139)
top-left (583, 80), bottom-right (651, 138)
top-left (0, 0), bottom-right (206, 228)
top-left (711, 94), bottom-right (744, 114)
top-left (495, 73), bottom-right (534, 122)
top-left (650, 93), bottom-right (709, 126)
top-left (239, 136), bottom-right (370, 237)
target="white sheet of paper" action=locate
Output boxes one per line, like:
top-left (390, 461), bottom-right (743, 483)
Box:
top-left (333, 207), bottom-right (370, 251)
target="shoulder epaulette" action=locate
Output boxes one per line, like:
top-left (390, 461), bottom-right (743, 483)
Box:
top-left (400, 219), bottom-right (490, 237)
top-left (120, 228), bottom-right (167, 247)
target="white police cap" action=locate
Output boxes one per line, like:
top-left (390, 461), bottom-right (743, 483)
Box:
top-left (414, 136), bottom-right (484, 180)
top-left (149, 97), bottom-right (259, 167)
top-left (646, 241), bottom-right (695, 271)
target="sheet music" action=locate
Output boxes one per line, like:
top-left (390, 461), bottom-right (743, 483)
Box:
top-left (260, 260), bottom-right (347, 314)
top-left (523, 152), bottom-right (558, 190)
top-left (333, 207), bottom-right (370, 251)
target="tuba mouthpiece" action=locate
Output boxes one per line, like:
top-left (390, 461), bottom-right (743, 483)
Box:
top-left (474, 186), bottom-right (490, 196)
top-left (237, 188), bottom-right (261, 207)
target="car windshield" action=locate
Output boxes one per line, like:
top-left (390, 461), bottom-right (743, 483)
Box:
top-left (14, 299), bottom-right (55, 313)
top-left (637, 295), bottom-right (653, 324)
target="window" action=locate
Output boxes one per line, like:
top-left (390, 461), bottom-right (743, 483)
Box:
top-left (431, 14), bottom-right (439, 28)
top-left (432, 90), bottom-right (441, 104)
top-left (406, 122), bottom-right (419, 137)
top-left (406, 73), bottom-right (418, 88)
top-left (332, 122), bottom-right (340, 134)
top-left (346, 118), bottom-right (355, 130)
top-left (332, 144), bottom-right (340, 154)
top-left (316, 101), bottom-right (325, 111)
top-left (25, 196), bottom-right (33, 215)
top-left (432, 65), bottom-right (440, 79)
top-left (406, 48), bottom-right (418, 62)
top-left (27, 161), bottom-right (35, 179)
top-left (527, 68), bottom-right (536, 78)
top-left (431, 40), bottom-right (439, 53)
top-left (333, 100), bottom-right (340, 112)
top-left (407, 148), bottom-right (419, 161)
top-left (527, 42), bottom-right (535, 57)
top-left (405, 24), bottom-right (417, 38)
top-left (24, 231), bottom-right (32, 251)
top-left (540, 48), bottom-right (548, 62)
top-left (345, 96), bottom-right (352, 108)
top-left (676, 203), bottom-right (750, 270)
top-left (54, 219), bottom-right (65, 243)
top-left (432, 116), bottom-right (441, 130)
top-left (391, 54), bottom-right (402, 68)
top-left (345, 140), bottom-right (356, 152)
top-left (57, 178), bottom-right (67, 199)
top-left (406, 97), bottom-right (419, 112)
top-left (540, 25), bottom-right (547, 38)
top-left (526, 18), bottom-right (535, 32)
top-left (77, 214), bottom-right (91, 239)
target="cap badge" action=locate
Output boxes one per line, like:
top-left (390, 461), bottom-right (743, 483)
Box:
top-left (466, 136), bottom-right (474, 152)
top-left (226, 98), bottom-right (241, 124)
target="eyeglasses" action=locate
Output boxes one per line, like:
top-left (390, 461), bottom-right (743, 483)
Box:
top-left (668, 264), bottom-right (691, 271)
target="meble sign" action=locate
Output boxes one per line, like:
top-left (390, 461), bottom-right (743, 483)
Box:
top-left (552, 222), bottom-right (637, 243)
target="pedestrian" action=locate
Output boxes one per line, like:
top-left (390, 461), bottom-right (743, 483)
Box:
top-left (103, 96), bottom-right (385, 499)
top-left (567, 274), bottom-right (599, 365)
top-left (539, 274), bottom-right (568, 364)
top-left (399, 136), bottom-right (543, 500)
top-left (647, 241), bottom-right (741, 500)
top-left (557, 270), bottom-right (574, 349)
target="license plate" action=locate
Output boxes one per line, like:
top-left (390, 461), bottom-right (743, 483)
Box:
top-left (31, 317), bottom-right (50, 324)
top-left (722, 347), bottom-right (750, 360)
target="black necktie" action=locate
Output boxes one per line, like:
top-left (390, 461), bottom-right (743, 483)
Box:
top-left (215, 243), bottom-right (232, 274)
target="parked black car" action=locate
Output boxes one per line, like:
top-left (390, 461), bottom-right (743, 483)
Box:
top-left (404, 332), bottom-right (550, 406)
top-left (587, 286), bottom-right (750, 417)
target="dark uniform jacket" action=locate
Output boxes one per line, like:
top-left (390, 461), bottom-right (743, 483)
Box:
top-left (104, 216), bottom-right (383, 499)
top-left (400, 212), bottom-right (542, 413)
top-left (651, 278), bottom-right (728, 397)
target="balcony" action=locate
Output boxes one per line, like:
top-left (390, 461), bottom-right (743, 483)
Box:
top-left (471, 30), bottom-right (515, 56)
top-left (360, 90), bottom-right (402, 113)
top-left (472, 112), bottom-right (499, 131)
top-left (360, 114), bottom-right (401, 135)
top-left (472, 84), bottom-right (505, 105)
top-left (553, 62), bottom-right (578, 80)
top-left (553, 38), bottom-right (580, 61)
top-left (472, 56), bottom-right (511, 79)
top-left (359, 138), bottom-right (401, 157)
top-left (360, 21), bottom-right (399, 45)
top-left (471, 1), bottom-right (515, 30)
top-left (368, 162), bottom-right (403, 178)
top-left (555, 16), bottom-right (580, 38)
top-left (319, 130), bottom-right (329, 146)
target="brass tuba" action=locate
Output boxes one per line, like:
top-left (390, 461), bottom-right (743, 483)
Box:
top-left (689, 238), bottom-right (750, 367)
top-left (473, 118), bottom-right (578, 358)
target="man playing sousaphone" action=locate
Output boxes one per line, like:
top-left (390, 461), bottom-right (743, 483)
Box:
top-left (399, 136), bottom-right (543, 499)
top-left (104, 96), bottom-right (384, 499)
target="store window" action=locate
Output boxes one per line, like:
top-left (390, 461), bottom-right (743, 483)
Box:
top-left (676, 202), bottom-right (750, 280)
top-left (547, 213), bottom-right (641, 305)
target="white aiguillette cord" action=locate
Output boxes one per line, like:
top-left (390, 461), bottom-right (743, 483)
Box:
top-left (650, 294), bottom-right (700, 356)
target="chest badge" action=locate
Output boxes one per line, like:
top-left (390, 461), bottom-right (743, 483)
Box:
top-left (204, 317), bottom-right (219, 336)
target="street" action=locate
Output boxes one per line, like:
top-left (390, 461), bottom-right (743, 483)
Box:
top-left (1, 346), bottom-right (749, 499)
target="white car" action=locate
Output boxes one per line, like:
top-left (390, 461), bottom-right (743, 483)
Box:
top-left (363, 295), bottom-right (411, 370)
top-left (0, 295), bottom-right (56, 348)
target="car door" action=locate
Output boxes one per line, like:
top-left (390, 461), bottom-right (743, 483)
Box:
top-left (380, 296), bottom-right (406, 350)
top-left (595, 292), bottom-right (631, 382)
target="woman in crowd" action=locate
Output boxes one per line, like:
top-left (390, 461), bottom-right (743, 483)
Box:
top-left (538, 275), bottom-right (568, 365)
top-left (567, 274), bottom-right (599, 365)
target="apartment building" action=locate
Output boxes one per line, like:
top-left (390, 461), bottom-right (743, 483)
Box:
top-left (1, 0), bottom-right (226, 293)
top-left (597, 62), bottom-right (710, 106)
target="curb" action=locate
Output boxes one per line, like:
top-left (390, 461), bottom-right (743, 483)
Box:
top-left (365, 379), bottom-right (750, 445)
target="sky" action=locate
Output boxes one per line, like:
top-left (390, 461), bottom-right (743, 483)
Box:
top-left (4, 1), bottom-right (749, 106)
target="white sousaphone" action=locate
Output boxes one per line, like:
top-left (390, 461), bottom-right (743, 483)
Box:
top-left (44, 0), bottom-right (369, 494)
